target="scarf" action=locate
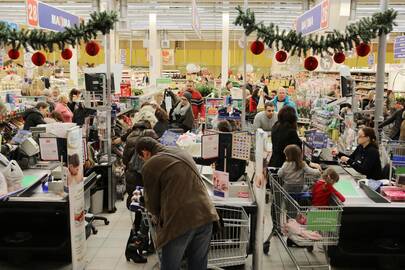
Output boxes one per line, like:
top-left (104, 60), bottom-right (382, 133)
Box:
top-left (172, 102), bottom-right (190, 121)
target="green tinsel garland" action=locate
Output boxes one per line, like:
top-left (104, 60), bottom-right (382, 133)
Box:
top-left (0, 11), bottom-right (118, 52)
top-left (234, 6), bottom-right (397, 57)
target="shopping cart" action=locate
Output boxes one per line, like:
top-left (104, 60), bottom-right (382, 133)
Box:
top-left (264, 172), bottom-right (343, 270)
top-left (141, 204), bottom-right (249, 270)
top-left (208, 205), bottom-right (250, 268)
top-left (385, 140), bottom-right (405, 181)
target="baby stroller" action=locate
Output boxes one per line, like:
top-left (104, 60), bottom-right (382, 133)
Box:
top-left (125, 187), bottom-right (154, 263)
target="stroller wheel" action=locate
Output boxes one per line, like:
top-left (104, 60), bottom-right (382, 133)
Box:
top-left (263, 240), bottom-right (270, 255)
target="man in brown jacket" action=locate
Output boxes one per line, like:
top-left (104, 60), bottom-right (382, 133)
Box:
top-left (136, 137), bottom-right (218, 270)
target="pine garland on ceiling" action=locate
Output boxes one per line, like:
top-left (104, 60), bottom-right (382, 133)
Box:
top-left (234, 6), bottom-right (397, 57)
top-left (0, 11), bottom-right (118, 52)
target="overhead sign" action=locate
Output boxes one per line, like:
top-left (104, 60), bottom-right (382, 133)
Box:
top-left (394, 36), bottom-right (405, 59)
top-left (191, 0), bottom-right (202, 39)
top-left (296, 0), bottom-right (329, 35)
top-left (26, 0), bottom-right (79, 32)
top-left (0, 20), bottom-right (18, 30)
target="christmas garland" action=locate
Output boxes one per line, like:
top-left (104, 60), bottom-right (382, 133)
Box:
top-left (0, 11), bottom-right (118, 52)
top-left (234, 6), bottom-right (397, 57)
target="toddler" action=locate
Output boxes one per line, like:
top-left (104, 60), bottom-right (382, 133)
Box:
top-left (312, 168), bottom-right (346, 206)
top-left (278, 144), bottom-right (321, 193)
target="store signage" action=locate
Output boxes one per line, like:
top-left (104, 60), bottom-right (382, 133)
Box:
top-left (26, 0), bottom-right (79, 32)
top-left (0, 20), bottom-right (18, 30)
top-left (120, 49), bottom-right (126, 65)
top-left (191, 0), bottom-right (202, 39)
top-left (161, 49), bottom-right (174, 65)
top-left (394, 36), bottom-right (405, 59)
top-left (296, 0), bottom-right (329, 35)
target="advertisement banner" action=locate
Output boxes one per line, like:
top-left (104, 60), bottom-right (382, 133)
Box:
top-left (296, 0), bottom-right (329, 35)
top-left (67, 126), bottom-right (86, 270)
top-left (213, 170), bottom-right (229, 200)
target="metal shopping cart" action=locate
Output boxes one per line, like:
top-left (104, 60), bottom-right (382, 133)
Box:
top-left (208, 205), bottom-right (250, 269)
top-left (385, 140), bottom-right (405, 181)
top-left (141, 204), bottom-right (250, 270)
top-left (264, 172), bottom-right (343, 270)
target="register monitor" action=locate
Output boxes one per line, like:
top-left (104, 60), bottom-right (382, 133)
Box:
top-left (302, 141), bottom-right (314, 163)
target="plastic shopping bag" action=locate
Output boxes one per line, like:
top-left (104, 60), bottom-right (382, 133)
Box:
top-left (257, 91), bottom-right (265, 112)
top-left (0, 172), bottom-right (7, 196)
top-left (2, 160), bottom-right (23, 192)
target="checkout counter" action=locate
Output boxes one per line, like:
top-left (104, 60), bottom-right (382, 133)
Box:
top-left (197, 165), bottom-right (258, 256)
top-left (325, 165), bottom-right (405, 268)
top-left (0, 166), bottom-right (99, 264)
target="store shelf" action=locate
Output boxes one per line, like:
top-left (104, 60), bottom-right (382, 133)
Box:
top-left (355, 79), bottom-right (388, 83)
top-left (117, 107), bottom-right (135, 117)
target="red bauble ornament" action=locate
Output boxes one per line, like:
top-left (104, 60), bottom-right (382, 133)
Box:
top-left (85, 41), bottom-right (100, 56)
top-left (275, 51), bottom-right (287, 62)
top-left (356, 43), bottom-right (371, 57)
top-left (31, 52), bottom-right (46, 66)
top-left (250, 41), bottom-right (265, 55)
top-left (61, 48), bottom-right (73, 60)
top-left (333, 52), bottom-right (346, 64)
top-left (304, 56), bottom-right (318, 71)
top-left (8, 49), bottom-right (20, 60)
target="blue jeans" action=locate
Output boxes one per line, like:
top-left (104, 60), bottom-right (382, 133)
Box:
top-left (161, 222), bottom-right (213, 270)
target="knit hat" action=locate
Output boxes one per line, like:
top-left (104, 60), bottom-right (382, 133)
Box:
top-left (182, 91), bottom-right (192, 102)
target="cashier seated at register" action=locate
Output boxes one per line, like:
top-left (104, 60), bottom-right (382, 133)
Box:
top-left (335, 127), bottom-right (383, 180)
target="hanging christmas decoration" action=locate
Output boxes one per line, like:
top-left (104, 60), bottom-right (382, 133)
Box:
top-left (356, 43), bottom-right (371, 57)
top-left (61, 48), bottom-right (73, 60)
top-left (85, 41), bottom-right (100, 56)
top-left (275, 51), bottom-right (287, 62)
top-left (304, 56), bottom-right (318, 71)
top-left (0, 11), bottom-right (117, 52)
top-left (31, 52), bottom-right (46, 66)
top-left (234, 6), bottom-right (397, 57)
top-left (333, 52), bottom-right (346, 64)
top-left (250, 40), bottom-right (264, 55)
top-left (7, 49), bottom-right (19, 60)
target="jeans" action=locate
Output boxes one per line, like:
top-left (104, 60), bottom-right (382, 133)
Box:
top-left (161, 222), bottom-right (213, 270)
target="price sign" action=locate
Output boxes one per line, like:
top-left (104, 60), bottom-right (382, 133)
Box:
top-left (26, 0), bottom-right (39, 27)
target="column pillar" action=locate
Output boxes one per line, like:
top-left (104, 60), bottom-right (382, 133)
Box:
top-left (221, 12), bottom-right (230, 89)
top-left (69, 46), bottom-right (78, 87)
top-left (149, 13), bottom-right (161, 86)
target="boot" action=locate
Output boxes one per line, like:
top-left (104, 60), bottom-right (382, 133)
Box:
top-left (125, 244), bottom-right (147, 264)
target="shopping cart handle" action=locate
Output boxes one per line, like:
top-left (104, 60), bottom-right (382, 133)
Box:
top-left (267, 167), bottom-right (280, 174)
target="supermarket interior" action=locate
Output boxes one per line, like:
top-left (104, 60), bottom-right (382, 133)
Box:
top-left (1, 0), bottom-right (405, 270)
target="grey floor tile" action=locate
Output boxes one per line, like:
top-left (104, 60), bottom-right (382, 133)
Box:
top-left (86, 257), bottom-right (121, 270)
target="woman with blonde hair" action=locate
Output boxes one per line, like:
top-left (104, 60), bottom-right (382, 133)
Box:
top-left (54, 95), bottom-right (73, 123)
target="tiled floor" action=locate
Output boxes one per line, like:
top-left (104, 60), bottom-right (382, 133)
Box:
top-left (0, 196), bottom-right (377, 270)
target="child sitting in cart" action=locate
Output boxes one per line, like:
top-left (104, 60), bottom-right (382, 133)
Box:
top-left (278, 144), bottom-right (321, 193)
top-left (312, 168), bottom-right (346, 206)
